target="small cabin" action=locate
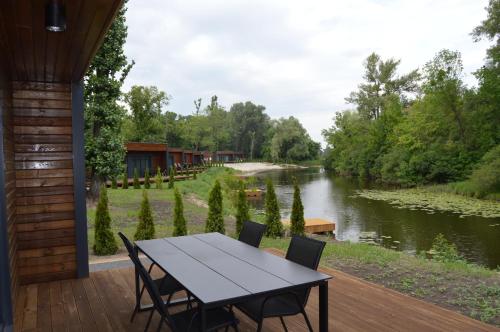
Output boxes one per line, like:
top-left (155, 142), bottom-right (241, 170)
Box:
top-left (125, 142), bottom-right (167, 177)
top-left (167, 147), bottom-right (184, 169)
top-left (215, 151), bottom-right (245, 163)
top-left (184, 150), bottom-right (193, 165)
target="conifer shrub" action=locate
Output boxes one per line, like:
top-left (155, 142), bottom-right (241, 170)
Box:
top-left (133, 168), bottom-right (140, 189)
top-left (265, 179), bottom-right (283, 238)
top-left (290, 179), bottom-right (305, 236)
top-left (205, 180), bottom-right (225, 233)
top-left (193, 168), bottom-right (197, 179)
top-left (122, 172), bottom-right (128, 189)
top-left (93, 185), bottom-right (118, 255)
top-left (155, 167), bottom-right (163, 189)
top-left (235, 180), bottom-right (250, 235)
top-left (168, 166), bottom-right (175, 189)
top-left (144, 168), bottom-right (150, 189)
top-left (111, 177), bottom-right (117, 189)
top-left (134, 190), bottom-right (155, 240)
top-left (173, 187), bottom-right (187, 236)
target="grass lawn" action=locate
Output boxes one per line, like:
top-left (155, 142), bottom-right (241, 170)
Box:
top-left (87, 166), bottom-right (500, 327)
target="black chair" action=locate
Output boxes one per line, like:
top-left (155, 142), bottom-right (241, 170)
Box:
top-left (118, 232), bottom-right (186, 322)
top-left (131, 240), bottom-right (239, 332)
top-left (235, 236), bottom-right (326, 332)
top-left (238, 221), bottom-right (267, 248)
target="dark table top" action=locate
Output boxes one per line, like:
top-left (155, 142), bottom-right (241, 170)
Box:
top-left (136, 233), bottom-right (331, 306)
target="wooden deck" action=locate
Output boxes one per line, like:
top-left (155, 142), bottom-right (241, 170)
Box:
top-left (282, 218), bottom-right (336, 234)
top-left (14, 249), bottom-right (498, 332)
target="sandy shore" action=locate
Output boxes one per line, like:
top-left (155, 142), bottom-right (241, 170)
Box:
top-left (225, 162), bottom-right (302, 175)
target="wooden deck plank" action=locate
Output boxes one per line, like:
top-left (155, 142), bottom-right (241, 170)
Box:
top-left (15, 253), bottom-right (500, 332)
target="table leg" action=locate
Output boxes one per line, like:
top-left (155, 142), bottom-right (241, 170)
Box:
top-left (134, 248), bottom-right (140, 308)
top-left (319, 281), bottom-right (328, 332)
top-left (200, 305), bottom-right (207, 332)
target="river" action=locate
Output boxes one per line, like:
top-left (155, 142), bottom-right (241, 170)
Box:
top-left (249, 167), bottom-right (500, 269)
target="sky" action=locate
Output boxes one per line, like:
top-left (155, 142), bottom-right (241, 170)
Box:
top-left (123, 0), bottom-right (491, 146)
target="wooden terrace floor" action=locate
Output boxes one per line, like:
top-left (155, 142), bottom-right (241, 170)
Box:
top-left (14, 249), bottom-right (498, 332)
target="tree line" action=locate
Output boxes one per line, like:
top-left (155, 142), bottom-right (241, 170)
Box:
top-left (322, 0), bottom-right (499, 198)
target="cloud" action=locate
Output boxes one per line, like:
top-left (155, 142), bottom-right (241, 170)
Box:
top-left (123, 0), bottom-right (491, 145)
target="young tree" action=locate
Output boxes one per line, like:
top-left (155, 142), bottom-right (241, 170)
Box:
top-left (111, 177), bottom-right (117, 189)
top-left (168, 166), bottom-right (175, 189)
top-left (122, 172), bottom-right (128, 189)
top-left (235, 181), bottom-right (250, 235)
top-left (290, 180), bottom-right (305, 236)
top-left (93, 185), bottom-right (118, 255)
top-left (133, 168), bottom-right (140, 189)
top-left (205, 180), bottom-right (225, 233)
top-left (84, 1), bottom-right (134, 199)
top-left (265, 179), bottom-right (283, 237)
top-left (144, 168), bottom-right (151, 189)
top-left (193, 168), bottom-right (197, 180)
top-left (173, 188), bottom-right (187, 236)
top-left (134, 190), bottom-right (155, 240)
top-left (155, 167), bottom-right (163, 189)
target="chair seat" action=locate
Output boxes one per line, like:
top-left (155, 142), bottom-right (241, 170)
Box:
top-left (236, 293), bottom-right (301, 320)
top-left (170, 307), bottom-right (238, 331)
top-left (154, 274), bottom-right (184, 296)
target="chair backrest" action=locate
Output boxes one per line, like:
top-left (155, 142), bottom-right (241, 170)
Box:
top-left (238, 221), bottom-right (267, 248)
top-left (118, 232), bottom-right (136, 258)
top-left (285, 236), bottom-right (326, 306)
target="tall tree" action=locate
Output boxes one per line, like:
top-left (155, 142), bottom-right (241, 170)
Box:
top-left (346, 53), bottom-right (420, 119)
top-left (173, 188), bottom-right (187, 236)
top-left (124, 85), bottom-right (170, 142)
top-left (290, 180), bottom-right (305, 236)
top-left (265, 179), bottom-right (283, 238)
top-left (270, 117), bottom-right (319, 162)
top-left (235, 181), bottom-right (250, 235)
top-left (84, 1), bottom-right (134, 199)
top-left (206, 180), bottom-right (225, 233)
top-left (205, 96), bottom-right (230, 151)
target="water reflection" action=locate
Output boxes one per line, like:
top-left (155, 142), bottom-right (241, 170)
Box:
top-left (249, 168), bottom-right (500, 268)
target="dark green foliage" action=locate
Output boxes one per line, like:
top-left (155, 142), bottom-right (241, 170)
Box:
top-left (173, 188), bottom-right (187, 236)
top-left (193, 168), bottom-right (197, 179)
top-left (133, 168), bottom-right (140, 189)
top-left (144, 168), bottom-right (150, 189)
top-left (205, 180), bottom-right (225, 233)
top-left (430, 234), bottom-right (463, 263)
top-left (235, 181), bottom-right (250, 235)
top-left (84, 1), bottom-right (133, 199)
top-left (168, 167), bottom-right (175, 189)
top-left (134, 190), bottom-right (155, 240)
top-left (155, 167), bottom-right (163, 189)
top-left (93, 185), bottom-right (118, 255)
top-left (122, 172), bottom-right (128, 189)
top-left (265, 179), bottom-right (283, 238)
top-left (290, 180), bottom-right (305, 236)
top-left (111, 177), bottom-right (117, 189)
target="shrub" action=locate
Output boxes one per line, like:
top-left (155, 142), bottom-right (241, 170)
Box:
top-left (93, 185), bottom-right (118, 255)
top-left (205, 180), bottom-right (225, 233)
top-left (155, 167), bottom-right (163, 189)
top-left (134, 190), bottom-right (155, 240)
top-left (144, 168), bottom-right (150, 189)
top-left (265, 179), bottom-right (283, 237)
top-left (173, 187), bottom-right (187, 236)
top-left (110, 177), bottom-right (117, 189)
top-left (193, 168), bottom-right (197, 179)
top-left (429, 233), bottom-right (463, 263)
top-left (290, 179), bottom-right (305, 236)
top-left (235, 180), bottom-right (250, 235)
top-left (133, 168), bottom-right (140, 189)
top-left (168, 166), bottom-right (175, 189)
top-left (122, 172), bottom-right (128, 189)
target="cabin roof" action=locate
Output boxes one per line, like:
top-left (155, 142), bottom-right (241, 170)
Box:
top-left (125, 142), bottom-right (167, 152)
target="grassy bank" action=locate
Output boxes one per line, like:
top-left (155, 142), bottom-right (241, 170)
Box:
top-left (356, 187), bottom-right (500, 218)
top-left (87, 166), bottom-right (500, 327)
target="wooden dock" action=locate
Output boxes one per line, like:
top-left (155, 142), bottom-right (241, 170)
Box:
top-left (282, 218), bottom-right (336, 234)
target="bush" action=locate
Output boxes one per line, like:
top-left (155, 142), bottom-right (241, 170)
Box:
top-left (193, 168), bottom-right (197, 179)
top-left (111, 177), bottom-right (117, 189)
top-left (429, 233), bottom-right (463, 263)
top-left (290, 179), bottom-right (305, 236)
top-left (134, 190), bottom-right (155, 240)
top-left (122, 172), bottom-right (128, 189)
top-left (265, 179), bottom-right (283, 237)
top-left (235, 181), bottom-right (250, 235)
top-left (173, 187), bottom-right (187, 236)
top-left (93, 185), bottom-right (118, 255)
top-left (168, 166), bottom-right (175, 189)
top-left (133, 168), bottom-right (140, 189)
top-left (205, 180), bottom-right (225, 233)
top-left (155, 167), bottom-right (163, 189)
top-left (144, 168), bottom-right (150, 189)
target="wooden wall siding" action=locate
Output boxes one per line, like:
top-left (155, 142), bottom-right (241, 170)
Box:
top-left (1, 78), bottom-right (18, 319)
top-left (12, 82), bottom-right (77, 285)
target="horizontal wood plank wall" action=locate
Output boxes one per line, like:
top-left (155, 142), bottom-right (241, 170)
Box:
top-left (12, 81), bottom-right (77, 284)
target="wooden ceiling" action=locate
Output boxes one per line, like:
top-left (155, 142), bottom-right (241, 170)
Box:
top-left (0, 0), bottom-right (123, 83)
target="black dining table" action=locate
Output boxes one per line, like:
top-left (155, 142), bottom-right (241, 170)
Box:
top-left (135, 232), bottom-right (331, 331)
